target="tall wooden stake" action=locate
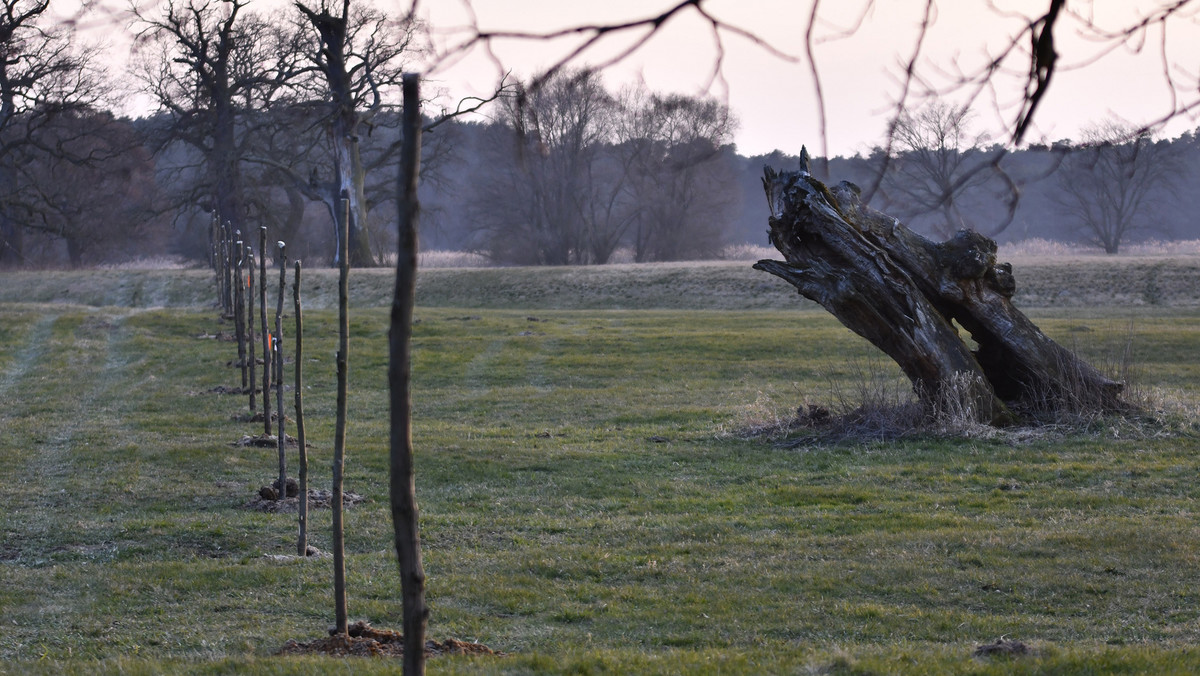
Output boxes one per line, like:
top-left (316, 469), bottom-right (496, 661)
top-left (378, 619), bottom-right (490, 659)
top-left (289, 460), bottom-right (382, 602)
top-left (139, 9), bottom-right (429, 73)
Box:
top-left (222, 222), bottom-right (234, 315)
top-left (212, 215), bottom-right (221, 307)
top-left (209, 213), bottom-right (219, 273)
top-left (391, 72), bottom-right (428, 676)
top-left (332, 197), bottom-right (350, 635)
top-left (259, 227), bottom-right (272, 436)
top-left (294, 260), bottom-right (308, 555)
top-left (234, 237), bottom-right (247, 392)
top-left (247, 246), bottom-right (257, 414)
top-left (217, 221), bottom-right (228, 314)
top-left (275, 242), bottom-right (288, 497)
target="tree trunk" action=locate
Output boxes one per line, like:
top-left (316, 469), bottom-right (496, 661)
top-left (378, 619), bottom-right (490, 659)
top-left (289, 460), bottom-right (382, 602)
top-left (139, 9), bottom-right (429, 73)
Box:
top-left (297, 2), bottom-right (377, 269)
top-left (754, 165), bottom-right (1125, 424)
top-left (333, 119), bottom-right (375, 268)
top-left (0, 207), bottom-right (24, 267)
top-left (65, 235), bottom-right (84, 269)
top-left (331, 198), bottom-right (350, 636)
top-left (390, 73), bottom-right (428, 676)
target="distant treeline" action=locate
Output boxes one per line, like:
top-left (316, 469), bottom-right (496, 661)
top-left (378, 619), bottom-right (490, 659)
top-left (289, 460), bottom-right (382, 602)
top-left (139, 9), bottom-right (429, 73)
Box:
top-left (4, 106), bottom-right (1199, 269)
top-left (4, 0), bottom-right (1199, 269)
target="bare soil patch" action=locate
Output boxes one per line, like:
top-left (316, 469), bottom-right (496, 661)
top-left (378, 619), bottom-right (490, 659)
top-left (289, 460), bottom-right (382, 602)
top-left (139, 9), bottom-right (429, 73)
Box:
top-left (231, 410), bottom-right (286, 424)
top-left (277, 621), bottom-right (501, 659)
top-left (242, 487), bottom-right (367, 513)
top-left (202, 385), bottom-right (248, 395)
top-left (233, 433), bottom-right (299, 447)
top-left (973, 638), bottom-right (1032, 658)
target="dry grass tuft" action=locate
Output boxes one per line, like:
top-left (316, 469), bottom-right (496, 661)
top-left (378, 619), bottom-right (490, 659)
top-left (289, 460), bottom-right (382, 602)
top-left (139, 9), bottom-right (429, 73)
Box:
top-left (1001, 238), bottom-right (1200, 258)
top-left (95, 256), bottom-right (198, 270)
top-left (718, 243), bottom-right (778, 261)
top-left (735, 343), bottom-right (1198, 446)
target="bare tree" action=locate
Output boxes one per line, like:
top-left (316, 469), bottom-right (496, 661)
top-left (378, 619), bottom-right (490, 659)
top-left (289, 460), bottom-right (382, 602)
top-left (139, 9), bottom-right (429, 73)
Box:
top-left (468, 68), bottom-right (618, 265)
top-left (10, 110), bottom-right (163, 266)
top-left (1053, 122), bottom-right (1183, 254)
top-left (292, 0), bottom-right (421, 268)
top-left (131, 0), bottom-right (299, 243)
top-left (0, 0), bottom-right (103, 265)
top-left (467, 73), bottom-right (740, 265)
top-left (619, 90), bottom-right (738, 261)
top-left (882, 102), bottom-right (1011, 239)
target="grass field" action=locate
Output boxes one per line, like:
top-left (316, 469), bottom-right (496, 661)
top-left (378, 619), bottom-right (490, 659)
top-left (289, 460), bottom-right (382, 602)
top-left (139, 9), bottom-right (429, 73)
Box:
top-left (1, 261), bottom-right (1199, 674)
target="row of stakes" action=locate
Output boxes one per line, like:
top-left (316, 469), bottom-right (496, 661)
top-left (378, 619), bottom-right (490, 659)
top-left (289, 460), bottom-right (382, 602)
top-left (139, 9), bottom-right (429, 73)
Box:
top-left (212, 217), bottom-right (313, 556)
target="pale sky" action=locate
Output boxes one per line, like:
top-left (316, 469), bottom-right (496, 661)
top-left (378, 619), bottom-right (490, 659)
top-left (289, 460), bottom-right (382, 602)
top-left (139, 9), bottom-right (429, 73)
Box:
top-left (419, 0), bottom-right (1200, 156)
top-left (72, 0), bottom-right (1200, 157)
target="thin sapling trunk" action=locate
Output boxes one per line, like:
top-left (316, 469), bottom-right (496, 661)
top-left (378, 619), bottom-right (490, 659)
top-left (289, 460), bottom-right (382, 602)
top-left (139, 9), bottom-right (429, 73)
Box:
top-left (294, 260), bottom-right (308, 555)
top-left (332, 197), bottom-right (350, 634)
top-left (247, 246), bottom-right (257, 414)
top-left (259, 227), bottom-right (272, 436)
top-left (389, 72), bottom-right (429, 675)
top-left (234, 237), bottom-right (247, 392)
top-left (275, 242), bottom-right (288, 499)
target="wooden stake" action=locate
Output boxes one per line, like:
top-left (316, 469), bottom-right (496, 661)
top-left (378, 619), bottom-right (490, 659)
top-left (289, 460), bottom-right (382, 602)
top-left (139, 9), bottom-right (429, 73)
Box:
top-left (234, 237), bottom-right (247, 392)
top-left (332, 197), bottom-right (350, 635)
top-left (275, 241), bottom-right (288, 499)
top-left (390, 72), bottom-right (429, 676)
top-left (211, 214), bottom-right (220, 304)
top-left (259, 227), bottom-right (271, 437)
top-left (222, 221), bottom-right (234, 315)
top-left (217, 222), bottom-right (228, 314)
top-left (294, 260), bottom-right (308, 555)
top-left (246, 246), bottom-right (257, 414)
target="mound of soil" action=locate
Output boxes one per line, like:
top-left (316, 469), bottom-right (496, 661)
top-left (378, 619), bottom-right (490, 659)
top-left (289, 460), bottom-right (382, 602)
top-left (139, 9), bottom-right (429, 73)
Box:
top-left (243, 488), bottom-right (367, 513)
top-left (278, 621), bottom-right (501, 659)
top-left (205, 385), bottom-right (249, 395)
top-left (973, 638), bottom-right (1031, 657)
top-left (233, 433), bottom-right (299, 448)
top-left (262, 477), bottom-right (300, 499)
top-left (231, 411), bottom-right (287, 424)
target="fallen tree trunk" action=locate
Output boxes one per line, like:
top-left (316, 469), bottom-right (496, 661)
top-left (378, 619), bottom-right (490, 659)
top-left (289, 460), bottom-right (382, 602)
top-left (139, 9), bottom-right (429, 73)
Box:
top-left (754, 162), bottom-right (1125, 426)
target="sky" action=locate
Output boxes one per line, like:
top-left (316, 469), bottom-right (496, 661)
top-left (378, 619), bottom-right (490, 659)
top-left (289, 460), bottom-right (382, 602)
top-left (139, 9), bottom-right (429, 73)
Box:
top-left (417, 0), bottom-right (1200, 157)
top-left (73, 0), bottom-right (1200, 157)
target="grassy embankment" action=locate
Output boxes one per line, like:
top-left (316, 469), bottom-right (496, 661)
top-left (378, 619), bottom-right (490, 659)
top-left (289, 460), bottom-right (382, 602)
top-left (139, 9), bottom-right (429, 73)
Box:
top-left (0, 258), bottom-right (1198, 674)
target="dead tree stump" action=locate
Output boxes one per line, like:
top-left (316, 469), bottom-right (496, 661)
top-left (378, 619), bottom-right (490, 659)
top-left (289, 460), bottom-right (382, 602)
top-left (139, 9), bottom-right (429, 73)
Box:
top-left (754, 162), bottom-right (1125, 425)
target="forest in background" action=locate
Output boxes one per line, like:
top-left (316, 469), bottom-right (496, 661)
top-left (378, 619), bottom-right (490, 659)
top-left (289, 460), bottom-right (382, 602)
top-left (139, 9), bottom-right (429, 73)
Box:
top-left (4, 0), bottom-right (1200, 269)
top-left (6, 103), bottom-right (1200, 269)
top-left (9, 105), bottom-right (1200, 270)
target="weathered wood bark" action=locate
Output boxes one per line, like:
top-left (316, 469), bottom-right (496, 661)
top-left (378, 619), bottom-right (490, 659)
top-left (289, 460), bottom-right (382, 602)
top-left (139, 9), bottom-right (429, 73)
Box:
top-left (296, 1), bottom-right (377, 268)
top-left (755, 163), bottom-right (1125, 424)
top-left (390, 72), bottom-right (428, 676)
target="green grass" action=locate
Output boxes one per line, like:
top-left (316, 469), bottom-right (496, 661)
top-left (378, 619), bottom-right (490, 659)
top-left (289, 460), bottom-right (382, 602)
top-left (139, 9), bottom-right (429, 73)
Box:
top-left (0, 265), bottom-right (1199, 674)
